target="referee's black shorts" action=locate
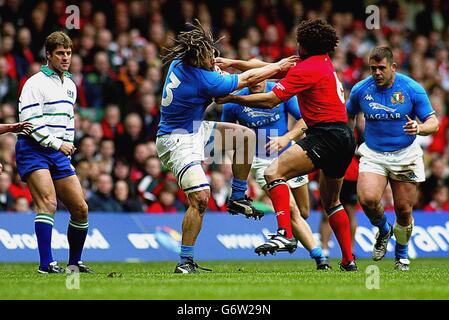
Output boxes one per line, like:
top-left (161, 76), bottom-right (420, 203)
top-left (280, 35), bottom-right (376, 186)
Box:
top-left (296, 122), bottom-right (356, 179)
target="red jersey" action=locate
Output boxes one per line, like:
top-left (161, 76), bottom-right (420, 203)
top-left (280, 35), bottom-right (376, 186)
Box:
top-left (272, 54), bottom-right (347, 126)
top-left (344, 129), bottom-right (360, 181)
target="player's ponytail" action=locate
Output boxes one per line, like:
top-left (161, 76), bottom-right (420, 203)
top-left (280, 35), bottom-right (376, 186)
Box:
top-left (161, 19), bottom-right (221, 70)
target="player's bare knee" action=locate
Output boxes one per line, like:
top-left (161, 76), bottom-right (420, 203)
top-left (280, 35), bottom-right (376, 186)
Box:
top-left (264, 166), bottom-right (281, 184)
top-left (359, 195), bottom-right (380, 211)
top-left (72, 201), bottom-right (88, 221)
top-left (190, 191), bottom-right (210, 215)
top-left (234, 127), bottom-right (255, 147)
top-left (41, 196), bottom-right (58, 214)
top-left (299, 204), bottom-right (310, 219)
top-left (394, 204), bottom-right (412, 221)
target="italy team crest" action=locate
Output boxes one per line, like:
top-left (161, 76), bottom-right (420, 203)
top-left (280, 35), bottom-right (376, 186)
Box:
top-left (391, 91), bottom-right (404, 104)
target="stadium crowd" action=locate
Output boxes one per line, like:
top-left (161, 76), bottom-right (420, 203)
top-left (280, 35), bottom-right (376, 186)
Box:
top-left (0, 0), bottom-right (449, 214)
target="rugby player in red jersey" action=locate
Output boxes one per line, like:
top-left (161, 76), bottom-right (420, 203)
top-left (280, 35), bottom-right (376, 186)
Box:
top-left (217, 19), bottom-right (357, 271)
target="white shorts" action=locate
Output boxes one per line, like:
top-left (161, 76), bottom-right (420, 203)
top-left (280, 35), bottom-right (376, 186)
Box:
top-left (251, 156), bottom-right (309, 189)
top-left (156, 121), bottom-right (216, 194)
top-left (358, 141), bottom-right (425, 182)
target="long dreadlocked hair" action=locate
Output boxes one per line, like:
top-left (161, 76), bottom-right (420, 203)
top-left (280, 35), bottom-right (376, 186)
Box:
top-left (296, 19), bottom-right (338, 56)
top-left (161, 19), bottom-right (221, 70)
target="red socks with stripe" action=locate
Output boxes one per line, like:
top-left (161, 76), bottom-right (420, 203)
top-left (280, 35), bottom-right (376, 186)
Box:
top-left (267, 180), bottom-right (293, 238)
top-left (327, 205), bottom-right (353, 265)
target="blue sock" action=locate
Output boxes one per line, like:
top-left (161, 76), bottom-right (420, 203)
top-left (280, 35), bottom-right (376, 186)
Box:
top-left (373, 216), bottom-right (390, 237)
top-left (230, 178), bottom-right (247, 200)
top-left (67, 219), bottom-right (89, 265)
top-left (395, 243), bottom-right (408, 259)
top-left (180, 245), bottom-right (194, 264)
top-left (310, 247), bottom-right (326, 262)
top-left (34, 214), bottom-right (55, 270)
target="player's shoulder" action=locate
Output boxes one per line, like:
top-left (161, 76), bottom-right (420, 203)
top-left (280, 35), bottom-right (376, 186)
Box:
top-left (298, 55), bottom-right (330, 70)
top-left (25, 71), bottom-right (46, 85)
top-left (21, 71), bottom-right (47, 93)
top-left (395, 72), bottom-right (426, 93)
top-left (351, 76), bottom-right (375, 95)
top-left (167, 59), bottom-right (187, 77)
top-left (66, 76), bottom-right (77, 89)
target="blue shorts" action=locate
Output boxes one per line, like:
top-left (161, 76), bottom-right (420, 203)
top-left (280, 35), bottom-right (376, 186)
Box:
top-left (15, 136), bottom-right (75, 181)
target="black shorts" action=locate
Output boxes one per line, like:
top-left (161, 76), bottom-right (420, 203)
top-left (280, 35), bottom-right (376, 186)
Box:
top-left (297, 122), bottom-right (356, 178)
top-left (340, 180), bottom-right (358, 205)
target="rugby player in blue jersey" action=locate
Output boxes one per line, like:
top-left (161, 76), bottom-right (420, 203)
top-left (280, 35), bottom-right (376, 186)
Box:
top-left (347, 47), bottom-right (439, 270)
top-left (222, 80), bottom-right (330, 269)
top-left (156, 20), bottom-right (296, 273)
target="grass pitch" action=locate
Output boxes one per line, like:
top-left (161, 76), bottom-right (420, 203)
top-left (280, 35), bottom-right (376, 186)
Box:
top-left (0, 258), bottom-right (448, 300)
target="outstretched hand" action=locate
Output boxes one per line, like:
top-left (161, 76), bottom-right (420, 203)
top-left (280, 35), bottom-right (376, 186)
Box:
top-left (265, 136), bottom-right (290, 155)
top-left (277, 55), bottom-right (299, 72)
top-left (215, 57), bottom-right (234, 70)
top-left (0, 121), bottom-right (33, 135)
top-left (215, 95), bottom-right (235, 104)
top-left (214, 65), bottom-right (230, 75)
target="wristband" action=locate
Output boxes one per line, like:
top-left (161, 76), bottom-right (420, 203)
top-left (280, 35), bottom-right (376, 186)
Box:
top-left (412, 120), bottom-right (420, 135)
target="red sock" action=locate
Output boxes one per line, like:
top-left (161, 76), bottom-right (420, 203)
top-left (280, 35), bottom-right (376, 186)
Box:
top-left (268, 182), bottom-right (292, 238)
top-left (328, 205), bottom-right (353, 265)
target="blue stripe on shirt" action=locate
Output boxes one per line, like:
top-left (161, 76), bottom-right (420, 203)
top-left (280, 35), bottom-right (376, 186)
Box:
top-left (47, 124), bottom-right (67, 129)
top-left (43, 100), bottom-right (74, 106)
top-left (32, 125), bottom-right (46, 133)
top-left (21, 103), bottom-right (40, 112)
top-left (183, 183), bottom-right (210, 192)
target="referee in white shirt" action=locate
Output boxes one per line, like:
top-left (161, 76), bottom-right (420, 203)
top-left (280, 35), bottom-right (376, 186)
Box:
top-left (16, 31), bottom-right (93, 274)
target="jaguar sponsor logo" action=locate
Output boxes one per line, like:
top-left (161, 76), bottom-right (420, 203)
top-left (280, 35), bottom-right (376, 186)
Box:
top-left (369, 102), bottom-right (397, 112)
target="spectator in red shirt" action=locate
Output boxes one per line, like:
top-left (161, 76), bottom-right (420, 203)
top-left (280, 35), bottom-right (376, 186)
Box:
top-left (8, 170), bottom-right (33, 205)
top-left (423, 185), bottom-right (449, 212)
top-left (146, 182), bottom-right (179, 214)
top-left (100, 104), bottom-right (124, 140)
top-left (137, 156), bottom-right (165, 205)
top-left (208, 171), bottom-right (228, 212)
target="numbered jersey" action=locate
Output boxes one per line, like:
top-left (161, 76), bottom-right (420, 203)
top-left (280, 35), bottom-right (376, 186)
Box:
top-left (271, 54), bottom-right (347, 126)
top-left (157, 60), bottom-right (238, 136)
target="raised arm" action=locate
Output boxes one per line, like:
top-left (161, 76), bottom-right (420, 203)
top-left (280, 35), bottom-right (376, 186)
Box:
top-left (217, 91), bottom-right (282, 109)
top-left (215, 57), bottom-right (271, 71)
top-left (234, 57), bottom-right (297, 90)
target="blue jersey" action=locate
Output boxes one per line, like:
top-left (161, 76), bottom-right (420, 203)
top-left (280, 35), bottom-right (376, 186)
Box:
top-left (221, 82), bottom-right (301, 158)
top-left (347, 73), bottom-right (435, 152)
top-left (157, 60), bottom-right (238, 136)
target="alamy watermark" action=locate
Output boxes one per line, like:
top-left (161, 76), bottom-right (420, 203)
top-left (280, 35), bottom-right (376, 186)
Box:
top-left (66, 265), bottom-right (80, 290)
top-left (65, 5), bottom-right (80, 30)
top-left (161, 121), bottom-right (283, 167)
top-left (365, 265), bottom-right (380, 290)
top-left (365, 5), bottom-right (380, 30)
